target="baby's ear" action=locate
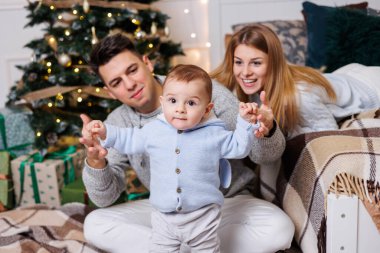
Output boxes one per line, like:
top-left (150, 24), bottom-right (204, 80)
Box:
top-left (205, 102), bottom-right (214, 115)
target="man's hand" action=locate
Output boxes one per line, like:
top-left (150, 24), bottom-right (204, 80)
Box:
top-left (79, 114), bottom-right (108, 169)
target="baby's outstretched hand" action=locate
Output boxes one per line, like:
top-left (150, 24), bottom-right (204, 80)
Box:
top-left (87, 120), bottom-right (107, 141)
top-left (79, 114), bottom-right (108, 163)
top-left (82, 119), bottom-right (108, 157)
top-left (239, 102), bottom-right (258, 123)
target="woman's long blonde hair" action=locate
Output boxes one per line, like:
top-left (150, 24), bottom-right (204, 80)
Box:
top-left (210, 24), bottom-right (336, 134)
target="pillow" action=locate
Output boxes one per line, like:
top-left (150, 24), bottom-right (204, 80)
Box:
top-left (232, 20), bottom-right (307, 65)
top-left (367, 7), bottom-right (380, 16)
top-left (324, 8), bottom-right (380, 72)
top-left (302, 1), bottom-right (368, 70)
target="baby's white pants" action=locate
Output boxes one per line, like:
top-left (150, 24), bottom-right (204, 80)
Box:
top-left (150, 204), bottom-right (221, 253)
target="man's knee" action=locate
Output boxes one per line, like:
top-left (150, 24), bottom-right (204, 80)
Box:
top-left (83, 210), bottom-right (101, 242)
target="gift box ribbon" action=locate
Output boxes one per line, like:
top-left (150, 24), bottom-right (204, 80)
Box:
top-left (0, 113), bottom-right (33, 158)
top-left (17, 146), bottom-right (77, 206)
top-left (47, 145), bottom-right (77, 185)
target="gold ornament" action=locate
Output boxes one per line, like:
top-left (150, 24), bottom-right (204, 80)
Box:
top-left (58, 53), bottom-right (72, 67)
top-left (151, 22), bottom-right (157, 35)
top-left (46, 35), bottom-right (58, 51)
top-left (91, 26), bottom-right (99, 45)
top-left (83, 0), bottom-right (90, 13)
top-left (164, 25), bottom-right (170, 37)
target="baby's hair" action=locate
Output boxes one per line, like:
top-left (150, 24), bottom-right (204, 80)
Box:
top-left (164, 64), bottom-right (212, 102)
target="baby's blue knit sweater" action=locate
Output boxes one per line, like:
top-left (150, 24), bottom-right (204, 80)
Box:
top-left (101, 114), bottom-right (255, 213)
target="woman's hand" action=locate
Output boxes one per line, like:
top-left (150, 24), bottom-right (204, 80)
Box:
top-left (256, 91), bottom-right (274, 138)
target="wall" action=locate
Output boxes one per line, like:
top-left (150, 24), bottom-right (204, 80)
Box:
top-left (1, 0), bottom-right (380, 107)
top-left (0, 0), bottom-right (44, 108)
top-left (152, 0), bottom-right (211, 72)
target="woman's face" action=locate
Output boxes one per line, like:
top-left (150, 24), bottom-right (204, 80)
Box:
top-left (233, 44), bottom-right (268, 95)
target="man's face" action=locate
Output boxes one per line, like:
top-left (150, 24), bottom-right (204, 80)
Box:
top-left (99, 50), bottom-right (162, 114)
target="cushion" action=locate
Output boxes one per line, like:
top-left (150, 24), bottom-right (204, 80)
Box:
top-left (367, 7), bottom-right (380, 16)
top-left (232, 20), bottom-right (307, 65)
top-left (302, 1), bottom-right (368, 70)
top-left (324, 8), bottom-right (380, 72)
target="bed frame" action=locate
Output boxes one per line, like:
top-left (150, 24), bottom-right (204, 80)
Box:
top-left (327, 194), bottom-right (380, 253)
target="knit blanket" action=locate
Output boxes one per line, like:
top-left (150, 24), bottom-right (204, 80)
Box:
top-left (0, 203), bottom-right (104, 253)
top-left (277, 109), bottom-right (380, 253)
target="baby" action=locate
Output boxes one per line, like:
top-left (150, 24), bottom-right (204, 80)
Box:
top-left (82, 64), bottom-right (260, 252)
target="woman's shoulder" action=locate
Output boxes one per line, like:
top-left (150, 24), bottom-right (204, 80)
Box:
top-left (211, 79), bottom-right (238, 103)
top-left (211, 79), bottom-right (230, 93)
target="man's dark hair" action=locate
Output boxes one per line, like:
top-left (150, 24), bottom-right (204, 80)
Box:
top-left (89, 33), bottom-right (141, 75)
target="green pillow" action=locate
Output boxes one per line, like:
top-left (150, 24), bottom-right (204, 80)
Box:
top-left (301, 1), bottom-right (368, 70)
top-left (325, 8), bottom-right (380, 72)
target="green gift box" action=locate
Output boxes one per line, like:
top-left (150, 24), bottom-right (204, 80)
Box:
top-left (0, 106), bottom-right (34, 156)
top-left (61, 177), bottom-right (97, 207)
top-left (11, 147), bottom-right (85, 208)
top-left (61, 177), bottom-right (127, 207)
top-left (0, 151), bottom-right (14, 209)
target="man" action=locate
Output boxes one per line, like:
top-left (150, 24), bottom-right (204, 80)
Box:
top-left (80, 33), bottom-right (294, 253)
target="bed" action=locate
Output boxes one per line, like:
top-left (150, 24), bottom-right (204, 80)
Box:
top-left (210, 0), bottom-right (380, 252)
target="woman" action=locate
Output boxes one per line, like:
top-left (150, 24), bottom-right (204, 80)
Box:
top-left (210, 24), bottom-right (380, 140)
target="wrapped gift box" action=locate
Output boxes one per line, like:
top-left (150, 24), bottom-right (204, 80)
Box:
top-left (61, 177), bottom-right (97, 207)
top-left (126, 169), bottom-right (149, 201)
top-left (61, 177), bottom-right (127, 207)
top-left (0, 151), bottom-right (14, 209)
top-left (11, 148), bottom-right (85, 208)
top-left (0, 106), bottom-right (34, 156)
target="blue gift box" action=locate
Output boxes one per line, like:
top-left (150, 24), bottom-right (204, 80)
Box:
top-left (0, 106), bottom-right (35, 156)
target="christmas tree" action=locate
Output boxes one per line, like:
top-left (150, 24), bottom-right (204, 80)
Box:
top-left (7, 0), bottom-right (183, 150)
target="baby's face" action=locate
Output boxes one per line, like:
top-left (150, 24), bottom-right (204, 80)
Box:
top-left (160, 79), bottom-right (212, 130)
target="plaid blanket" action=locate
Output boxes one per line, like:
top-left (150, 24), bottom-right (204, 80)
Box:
top-left (0, 203), bottom-right (105, 253)
top-left (277, 109), bottom-right (380, 253)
